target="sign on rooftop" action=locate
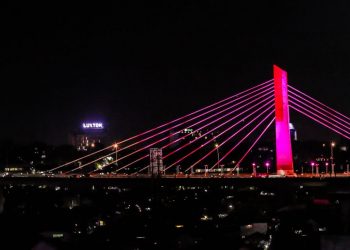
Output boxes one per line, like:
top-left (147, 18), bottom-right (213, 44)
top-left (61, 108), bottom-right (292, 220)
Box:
top-left (82, 122), bottom-right (104, 129)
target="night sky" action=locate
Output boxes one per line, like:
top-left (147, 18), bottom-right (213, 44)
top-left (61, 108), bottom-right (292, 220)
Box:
top-left (2, 2), bottom-right (350, 145)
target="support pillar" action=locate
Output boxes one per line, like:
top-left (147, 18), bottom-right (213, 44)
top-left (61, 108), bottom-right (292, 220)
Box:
top-left (274, 65), bottom-right (294, 175)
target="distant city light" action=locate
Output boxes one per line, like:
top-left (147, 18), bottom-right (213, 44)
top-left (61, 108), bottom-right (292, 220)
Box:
top-left (52, 233), bottom-right (64, 238)
top-left (183, 128), bottom-right (193, 133)
top-left (82, 122), bottom-right (104, 129)
top-left (200, 214), bottom-right (213, 221)
top-left (98, 220), bottom-right (106, 226)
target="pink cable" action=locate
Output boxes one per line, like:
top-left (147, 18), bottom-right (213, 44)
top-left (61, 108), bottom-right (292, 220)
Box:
top-left (289, 90), bottom-right (350, 129)
top-left (290, 105), bottom-right (350, 140)
top-left (92, 98), bottom-right (275, 174)
top-left (69, 92), bottom-right (274, 173)
top-left (233, 117), bottom-right (275, 170)
top-left (50, 80), bottom-right (272, 172)
top-left (208, 110), bottom-right (275, 170)
top-left (289, 85), bottom-right (350, 123)
top-left (117, 79), bottom-right (273, 145)
top-left (167, 104), bottom-right (274, 172)
top-left (289, 100), bottom-right (350, 136)
top-left (132, 97), bottom-right (275, 175)
top-left (115, 84), bottom-right (274, 155)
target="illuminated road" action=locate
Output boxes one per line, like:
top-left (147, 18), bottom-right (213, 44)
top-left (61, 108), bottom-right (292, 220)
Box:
top-left (3, 172), bottom-right (350, 179)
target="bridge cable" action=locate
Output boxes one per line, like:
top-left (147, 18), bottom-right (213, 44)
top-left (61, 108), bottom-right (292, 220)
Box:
top-left (207, 110), bottom-right (275, 171)
top-left (128, 96), bottom-right (276, 175)
top-left (232, 117), bottom-right (275, 173)
top-left (289, 105), bottom-right (350, 140)
top-left (289, 89), bottom-right (350, 129)
top-left (289, 85), bottom-right (350, 124)
top-left (49, 80), bottom-right (273, 173)
top-left (90, 95), bottom-right (275, 174)
top-left (174, 106), bottom-right (275, 172)
top-left (289, 100), bottom-right (350, 136)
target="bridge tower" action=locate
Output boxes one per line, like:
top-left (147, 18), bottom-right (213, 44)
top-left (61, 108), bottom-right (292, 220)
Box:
top-left (273, 65), bottom-right (294, 175)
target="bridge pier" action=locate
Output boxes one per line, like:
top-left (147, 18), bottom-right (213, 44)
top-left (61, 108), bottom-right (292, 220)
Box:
top-left (273, 65), bottom-right (294, 176)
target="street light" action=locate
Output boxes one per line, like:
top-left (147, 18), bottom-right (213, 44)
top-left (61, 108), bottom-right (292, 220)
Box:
top-left (214, 143), bottom-right (222, 174)
top-left (301, 164), bottom-right (304, 176)
top-left (114, 143), bottom-right (119, 167)
top-left (265, 162), bottom-right (270, 174)
top-left (311, 162), bottom-right (315, 176)
top-left (252, 163), bottom-right (257, 177)
top-left (331, 142), bottom-right (335, 176)
top-left (231, 160), bottom-right (236, 176)
top-left (204, 164), bottom-right (208, 176)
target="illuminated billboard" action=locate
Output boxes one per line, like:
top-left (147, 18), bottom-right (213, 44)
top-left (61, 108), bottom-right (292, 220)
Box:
top-left (82, 122), bottom-right (104, 130)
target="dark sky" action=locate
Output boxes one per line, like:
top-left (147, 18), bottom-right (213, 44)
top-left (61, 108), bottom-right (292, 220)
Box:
top-left (2, 2), bottom-right (350, 145)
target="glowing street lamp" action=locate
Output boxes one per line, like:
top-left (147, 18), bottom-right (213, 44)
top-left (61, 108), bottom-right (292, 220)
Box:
top-left (311, 162), bottom-right (315, 175)
top-left (114, 143), bottom-right (119, 167)
top-left (301, 164), bottom-right (304, 176)
top-left (331, 142), bottom-right (335, 176)
top-left (265, 162), bottom-right (270, 174)
top-left (214, 143), bottom-right (222, 174)
top-left (252, 163), bottom-right (257, 177)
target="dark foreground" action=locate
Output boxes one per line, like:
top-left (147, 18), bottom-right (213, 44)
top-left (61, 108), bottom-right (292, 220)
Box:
top-left (1, 177), bottom-right (350, 249)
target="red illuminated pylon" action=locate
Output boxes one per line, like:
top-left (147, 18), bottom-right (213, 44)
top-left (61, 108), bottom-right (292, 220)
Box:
top-left (274, 65), bottom-right (294, 175)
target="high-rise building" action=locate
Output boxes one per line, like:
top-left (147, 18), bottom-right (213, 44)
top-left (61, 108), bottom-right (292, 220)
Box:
top-left (69, 122), bottom-right (106, 151)
top-left (289, 123), bottom-right (298, 141)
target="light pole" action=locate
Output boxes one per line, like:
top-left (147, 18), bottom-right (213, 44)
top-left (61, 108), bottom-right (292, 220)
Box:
top-left (331, 142), bottom-right (335, 176)
top-left (311, 162), bottom-right (315, 176)
top-left (252, 163), bottom-right (256, 177)
top-left (231, 160), bottom-right (236, 176)
top-left (214, 143), bottom-right (222, 174)
top-left (301, 165), bottom-right (304, 176)
top-left (114, 143), bottom-right (118, 167)
top-left (265, 162), bottom-right (270, 174)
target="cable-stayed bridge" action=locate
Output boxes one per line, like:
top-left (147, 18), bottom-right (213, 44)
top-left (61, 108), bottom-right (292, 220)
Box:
top-left (43, 65), bottom-right (350, 179)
